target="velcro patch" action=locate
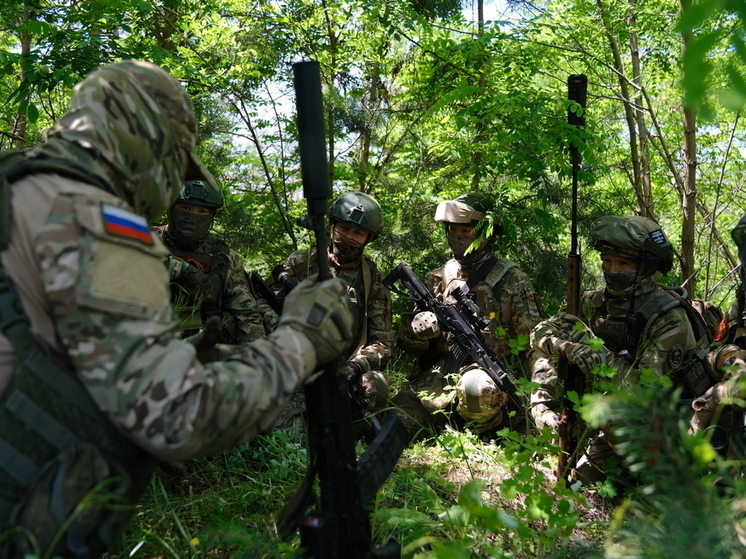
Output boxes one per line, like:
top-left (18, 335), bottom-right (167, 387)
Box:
top-left (649, 229), bottom-right (667, 245)
top-left (102, 203), bottom-right (153, 245)
top-left (668, 343), bottom-right (684, 369)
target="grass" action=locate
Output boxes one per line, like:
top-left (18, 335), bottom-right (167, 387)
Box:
top-left (111, 414), bottom-right (611, 559)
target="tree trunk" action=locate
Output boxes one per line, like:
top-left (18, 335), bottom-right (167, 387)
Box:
top-left (596, 0), bottom-right (644, 213)
top-left (628, 0), bottom-right (653, 216)
top-left (14, 6), bottom-right (32, 150)
top-left (680, 0), bottom-right (698, 294)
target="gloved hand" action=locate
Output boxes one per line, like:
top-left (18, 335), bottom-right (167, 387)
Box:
top-left (180, 265), bottom-right (222, 307)
top-left (185, 315), bottom-right (222, 362)
top-left (410, 311), bottom-right (441, 340)
top-left (278, 276), bottom-right (353, 367)
top-left (557, 341), bottom-right (609, 375)
top-left (533, 407), bottom-right (562, 433)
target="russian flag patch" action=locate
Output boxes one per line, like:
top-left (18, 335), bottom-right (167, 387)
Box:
top-left (101, 204), bottom-right (153, 245)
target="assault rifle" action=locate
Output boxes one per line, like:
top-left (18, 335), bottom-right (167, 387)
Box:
top-left (249, 271), bottom-right (283, 315)
top-left (557, 74), bottom-right (588, 484)
top-left (279, 60), bottom-right (406, 559)
top-left (382, 261), bottom-right (517, 395)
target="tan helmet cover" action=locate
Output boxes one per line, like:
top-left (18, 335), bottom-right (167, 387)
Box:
top-left (434, 199), bottom-right (486, 224)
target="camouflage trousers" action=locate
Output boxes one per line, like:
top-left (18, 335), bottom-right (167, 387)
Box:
top-left (392, 361), bottom-right (508, 439)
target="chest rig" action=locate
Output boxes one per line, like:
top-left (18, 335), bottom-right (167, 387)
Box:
top-left (440, 258), bottom-right (518, 355)
top-left (586, 285), bottom-right (714, 398)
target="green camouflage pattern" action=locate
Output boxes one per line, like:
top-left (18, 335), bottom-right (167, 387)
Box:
top-left (396, 258), bottom-right (542, 432)
top-left (1, 175), bottom-right (318, 461)
top-left (398, 258), bottom-right (541, 365)
top-left (155, 226), bottom-right (277, 344)
top-left (530, 278), bottom-right (698, 430)
top-left (0, 59), bottom-right (327, 463)
top-left (37, 60), bottom-right (211, 222)
top-left (272, 247), bottom-right (393, 372)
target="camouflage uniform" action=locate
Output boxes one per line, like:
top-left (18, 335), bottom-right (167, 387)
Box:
top-left (154, 226), bottom-right (278, 344)
top-left (530, 216), bottom-right (707, 486)
top-left (689, 213), bottom-right (746, 456)
top-left (268, 192), bottom-right (394, 434)
top-left (271, 245), bottom-right (394, 413)
top-left (394, 193), bottom-right (542, 437)
top-left (396, 259), bottom-right (542, 434)
top-left (0, 61), bottom-right (351, 558)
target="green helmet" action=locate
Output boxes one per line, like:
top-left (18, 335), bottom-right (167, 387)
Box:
top-left (434, 192), bottom-right (493, 224)
top-left (328, 192), bottom-right (383, 239)
top-left (177, 179), bottom-right (224, 210)
top-left (590, 215), bottom-right (673, 274)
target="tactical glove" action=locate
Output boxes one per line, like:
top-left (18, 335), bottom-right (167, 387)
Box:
top-left (559, 342), bottom-right (610, 375)
top-left (278, 276), bottom-right (353, 367)
top-left (185, 315), bottom-right (222, 362)
top-left (410, 311), bottom-right (441, 340)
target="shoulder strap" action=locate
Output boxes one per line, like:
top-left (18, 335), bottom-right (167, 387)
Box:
top-left (466, 256), bottom-right (497, 290)
top-left (639, 286), bottom-right (712, 354)
top-left (484, 258), bottom-right (518, 289)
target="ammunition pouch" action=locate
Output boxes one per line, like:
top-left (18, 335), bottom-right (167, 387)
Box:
top-left (674, 357), bottom-right (713, 401)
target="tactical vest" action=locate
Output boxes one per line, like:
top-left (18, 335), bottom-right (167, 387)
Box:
top-left (440, 258), bottom-right (518, 356)
top-left (585, 285), bottom-right (714, 398)
top-left (0, 152), bottom-right (157, 558)
top-left (277, 247), bottom-right (376, 358)
top-left (162, 233), bottom-right (237, 342)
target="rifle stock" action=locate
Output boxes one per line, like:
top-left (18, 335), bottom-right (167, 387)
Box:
top-left (289, 60), bottom-right (405, 559)
top-left (557, 74), bottom-right (587, 484)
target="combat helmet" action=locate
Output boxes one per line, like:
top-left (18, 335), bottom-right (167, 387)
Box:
top-left (434, 192), bottom-right (492, 224)
top-left (590, 215), bottom-right (673, 274)
top-left (177, 179), bottom-right (225, 211)
top-left (328, 192), bottom-right (383, 240)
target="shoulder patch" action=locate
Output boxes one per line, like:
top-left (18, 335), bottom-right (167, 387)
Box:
top-left (102, 203), bottom-right (153, 245)
top-left (668, 343), bottom-right (684, 369)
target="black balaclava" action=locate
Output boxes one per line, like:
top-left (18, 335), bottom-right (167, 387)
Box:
top-left (167, 206), bottom-right (214, 250)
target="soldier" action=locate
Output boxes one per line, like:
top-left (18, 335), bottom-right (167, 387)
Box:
top-left (530, 215), bottom-right (712, 486)
top-left (0, 60), bottom-right (352, 559)
top-left (690, 212), bottom-right (746, 458)
top-left (393, 192), bottom-right (542, 438)
top-left (154, 178), bottom-right (278, 344)
top-left (270, 191), bottom-right (394, 424)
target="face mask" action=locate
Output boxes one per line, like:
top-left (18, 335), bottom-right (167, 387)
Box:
top-left (332, 226), bottom-right (366, 263)
top-left (448, 232), bottom-right (477, 259)
top-left (168, 207), bottom-right (213, 245)
top-left (603, 269), bottom-right (638, 292)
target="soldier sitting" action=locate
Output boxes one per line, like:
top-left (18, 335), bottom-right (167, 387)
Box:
top-left (154, 179), bottom-right (278, 345)
top-left (531, 215), bottom-right (714, 487)
top-left (269, 191), bottom-right (394, 433)
top-left (393, 192), bottom-right (542, 439)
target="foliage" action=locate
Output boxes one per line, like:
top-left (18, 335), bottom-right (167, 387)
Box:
top-left (5, 0), bottom-right (746, 557)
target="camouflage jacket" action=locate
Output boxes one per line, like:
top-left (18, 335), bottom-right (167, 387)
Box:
top-left (398, 257), bottom-right (543, 379)
top-left (0, 174), bottom-right (317, 462)
top-left (270, 246), bottom-right (393, 373)
top-left (530, 279), bottom-right (700, 423)
top-left (153, 226), bottom-right (278, 344)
